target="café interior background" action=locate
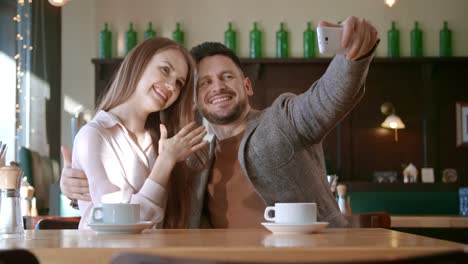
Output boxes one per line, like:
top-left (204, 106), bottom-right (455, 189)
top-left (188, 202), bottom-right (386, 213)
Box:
top-left (1, 0), bottom-right (468, 164)
top-left (60, 0), bottom-right (468, 152)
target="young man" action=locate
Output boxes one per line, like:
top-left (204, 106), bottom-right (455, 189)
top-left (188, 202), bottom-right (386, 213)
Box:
top-left (61, 16), bottom-right (378, 228)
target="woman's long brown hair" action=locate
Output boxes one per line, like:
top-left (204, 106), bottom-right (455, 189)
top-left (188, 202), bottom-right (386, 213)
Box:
top-left (97, 37), bottom-right (196, 228)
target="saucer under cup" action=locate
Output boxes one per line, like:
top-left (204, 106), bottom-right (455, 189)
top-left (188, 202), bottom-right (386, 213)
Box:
top-left (87, 221), bottom-right (152, 235)
top-left (261, 222), bottom-right (329, 234)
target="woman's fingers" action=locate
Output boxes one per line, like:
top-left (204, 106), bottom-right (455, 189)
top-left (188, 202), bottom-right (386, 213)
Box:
top-left (160, 123), bottom-right (208, 162)
top-left (191, 140), bottom-right (209, 152)
top-left (189, 129), bottom-right (208, 146)
top-left (176, 122), bottom-right (197, 137)
top-left (184, 125), bottom-right (206, 141)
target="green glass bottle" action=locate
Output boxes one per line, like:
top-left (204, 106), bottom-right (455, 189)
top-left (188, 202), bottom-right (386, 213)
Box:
top-left (249, 22), bottom-right (262, 58)
top-left (224, 22), bottom-right (237, 55)
top-left (440, 21), bottom-right (452, 57)
top-left (125, 22), bottom-right (137, 55)
top-left (387, 21), bottom-right (400, 58)
top-left (411, 21), bottom-right (423, 57)
top-left (144, 22), bottom-right (156, 40)
top-left (303, 22), bottom-right (316, 58)
top-left (276, 22), bottom-right (289, 58)
top-left (99, 22), bottom-right (112, 58)
top-left (172, 22), bottom-right (184, 46)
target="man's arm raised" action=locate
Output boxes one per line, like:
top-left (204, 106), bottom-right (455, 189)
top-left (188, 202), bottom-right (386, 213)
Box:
top-left (60, 146), bottom-right (91, 201)
top-left (281, 16), bottom-right (378, 144)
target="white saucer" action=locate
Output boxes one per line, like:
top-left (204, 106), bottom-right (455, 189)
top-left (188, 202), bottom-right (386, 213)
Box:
top-left (87, 221), bottom-right (153, 234)
top-left (261, 222), bottom-right (329, 234)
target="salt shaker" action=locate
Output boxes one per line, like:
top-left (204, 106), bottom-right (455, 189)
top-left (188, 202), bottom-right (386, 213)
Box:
top-left (20, 176), bottom-right (34, 217)
top-left (0, 166), bottom-right (25, 238)
top-left (336, 184), bottom-right (351, 216)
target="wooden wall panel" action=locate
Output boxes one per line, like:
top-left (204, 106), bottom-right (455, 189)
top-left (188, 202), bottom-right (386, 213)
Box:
top-left (92, 57), bottom-right (468, 184)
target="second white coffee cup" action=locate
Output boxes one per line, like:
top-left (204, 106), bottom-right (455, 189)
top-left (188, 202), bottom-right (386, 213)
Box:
top-left (91, 203), bottom-right (140, 224)
top-left (264, 203), bottom-right (317, 224)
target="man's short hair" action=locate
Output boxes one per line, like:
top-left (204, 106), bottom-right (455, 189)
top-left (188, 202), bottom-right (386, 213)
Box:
top-left (191, 42), bottom-right (243, 72)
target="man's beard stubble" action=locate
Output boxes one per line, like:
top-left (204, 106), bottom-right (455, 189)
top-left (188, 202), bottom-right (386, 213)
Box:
top-left (198, 99), bottom-right (248, 125)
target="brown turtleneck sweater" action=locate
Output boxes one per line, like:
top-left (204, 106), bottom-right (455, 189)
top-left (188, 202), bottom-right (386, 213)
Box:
top-left (206, 131), bottom-right (265, 228)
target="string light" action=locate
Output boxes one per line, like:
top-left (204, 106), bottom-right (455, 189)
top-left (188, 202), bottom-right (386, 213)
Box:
top-left (13, 15), bottom-right (21, 22)
top-left (15, 0), bottom-right (33, 158)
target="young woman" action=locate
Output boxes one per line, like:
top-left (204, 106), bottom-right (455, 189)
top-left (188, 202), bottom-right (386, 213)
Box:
top-left (72, 37), bottom-right (207, 229)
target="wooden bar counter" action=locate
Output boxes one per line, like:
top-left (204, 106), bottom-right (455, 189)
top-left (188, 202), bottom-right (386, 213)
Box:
top-left (1, 228), bottom-right (467, 264)
top-left (391, 216), bottom-right (468, 228)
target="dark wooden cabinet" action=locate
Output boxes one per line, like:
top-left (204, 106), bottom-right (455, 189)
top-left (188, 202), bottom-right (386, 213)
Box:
top-left (92, 57), bottom-right (468, 184)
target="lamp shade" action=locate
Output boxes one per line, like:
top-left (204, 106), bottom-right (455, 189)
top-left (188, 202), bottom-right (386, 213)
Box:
top-left (385, 0), bottom-right (397, 7)
top-left (48, 0), bottom-right (70, 7)
top-left (381, 114), bottom-right (405, 129)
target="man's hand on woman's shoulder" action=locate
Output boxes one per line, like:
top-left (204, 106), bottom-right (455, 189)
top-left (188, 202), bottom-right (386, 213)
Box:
top-left (60, 146), bottom-right (91, 201)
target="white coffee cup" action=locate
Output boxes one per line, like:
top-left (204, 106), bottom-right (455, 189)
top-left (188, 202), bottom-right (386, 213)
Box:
top-left (264, 203), bottom-right (317, 224)
top-left (90, 203), bottom-right (140, 224)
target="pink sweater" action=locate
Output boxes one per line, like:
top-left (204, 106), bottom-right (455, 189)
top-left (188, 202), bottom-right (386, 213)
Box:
top-left (72, 111), bottom-right (167, 229)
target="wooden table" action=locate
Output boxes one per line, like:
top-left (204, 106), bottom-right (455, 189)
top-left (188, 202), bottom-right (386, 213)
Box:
top-left (0, 229), bottom-right (466, 264)
top-left (391, 216), bottom-right (468, 228)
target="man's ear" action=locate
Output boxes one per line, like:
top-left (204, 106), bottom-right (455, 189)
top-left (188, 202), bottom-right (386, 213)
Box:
top-left (244, 77), bottom-right (254, 96)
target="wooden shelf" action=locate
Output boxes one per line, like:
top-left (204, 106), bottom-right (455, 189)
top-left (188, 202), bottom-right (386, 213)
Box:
top-left (92, 56), bottom-right (468, 65)
top-left (241, 57), bottom-right (468, 64)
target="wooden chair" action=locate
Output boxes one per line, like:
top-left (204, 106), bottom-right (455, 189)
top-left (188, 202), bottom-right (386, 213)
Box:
top-left (346, 212), bottom-right (391, 228)
top-left (0, 249), bottom-right (40, 264)
top-left (18, 146), bottom-right (61, 215)
top-left (35, 216), bottom-right (80, 230)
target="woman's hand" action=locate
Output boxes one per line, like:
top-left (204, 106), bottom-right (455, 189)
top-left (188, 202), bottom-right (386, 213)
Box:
top-left (158, 122), bottom-right (208, 163)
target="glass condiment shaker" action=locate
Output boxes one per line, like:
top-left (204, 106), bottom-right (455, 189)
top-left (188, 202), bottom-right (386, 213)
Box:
top-left (0, 166), bottom-right (25, 238)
